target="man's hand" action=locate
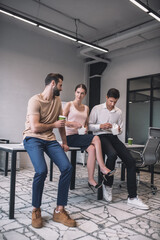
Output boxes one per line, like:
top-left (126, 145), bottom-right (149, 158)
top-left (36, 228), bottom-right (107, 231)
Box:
top-left (61, 143), bottom-right (69, 152)
top-left (54, 120), bottom-right (66, 128)
top-left (100, 123), bottom-right (112, 130)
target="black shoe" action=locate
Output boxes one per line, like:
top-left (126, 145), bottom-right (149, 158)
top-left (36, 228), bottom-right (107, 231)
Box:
top-left (88, 182), bottom-right (102, 193)
top-left (100, 169), bottom-right (116, 181)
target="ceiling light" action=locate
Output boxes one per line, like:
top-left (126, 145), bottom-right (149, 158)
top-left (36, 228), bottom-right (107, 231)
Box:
top-left (0, 9), bottom-right (37, 26)
top-left (129, 0), bottom-right (160, 23)
top-left (0, 6), bottom-right (109, 53)
top-left (129, 0), bottom-right (149, 12)
top-left (78, 40), bottom-right (108, 53)
top-left (39, 25), bottom-right (77, 41)
top-left (0, 9), bottom-right (13, 16)
top-left (149, 12), bottom-right (160, 22)
top-left (12, 15), bottom-right (37, 26)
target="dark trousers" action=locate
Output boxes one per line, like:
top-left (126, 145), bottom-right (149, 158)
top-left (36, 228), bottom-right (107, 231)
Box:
top-left (99, 134), bottom-right (137, 198)
top-left (23, 137), bottom-right (73, 208)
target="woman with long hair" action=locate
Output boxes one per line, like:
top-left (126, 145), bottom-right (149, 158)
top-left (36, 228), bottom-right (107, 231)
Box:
top-left (63, 84), bottom-right (115, 192)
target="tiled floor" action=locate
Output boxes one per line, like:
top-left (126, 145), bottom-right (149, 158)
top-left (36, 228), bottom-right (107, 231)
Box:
top-left (0, 164), bottom-right (160, 240)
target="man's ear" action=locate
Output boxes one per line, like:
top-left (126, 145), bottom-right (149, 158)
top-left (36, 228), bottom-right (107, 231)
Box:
top-left (51, 80), bottom-right (56, 87)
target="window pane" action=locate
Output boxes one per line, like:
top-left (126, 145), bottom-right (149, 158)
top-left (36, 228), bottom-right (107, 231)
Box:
top-left (129, 77), bottom-right (151, 91)
top-left (127, 74), bottom-right (160, 145)
top-left (152, 89), bottom-right (160, 128)
top-left (129, 91), bottom-right (150, 103)
top-left (153, 76), bottom-right (160, 88)
top-left (128, 101), bottom-right (150, 144)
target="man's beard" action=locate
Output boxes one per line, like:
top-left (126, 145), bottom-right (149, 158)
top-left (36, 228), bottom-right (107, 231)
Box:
top-left (53, 86), bottom-right (60, 98)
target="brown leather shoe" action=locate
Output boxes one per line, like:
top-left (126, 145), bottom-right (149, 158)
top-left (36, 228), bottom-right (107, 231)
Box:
top-left (32, 208), bottom-right (43, 228)
top-left (53, 209), bottom-right (76, 227)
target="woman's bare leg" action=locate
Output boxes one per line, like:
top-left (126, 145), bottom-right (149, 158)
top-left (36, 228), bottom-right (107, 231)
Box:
top-left (91, 136), bottom-right (111, 174)
top-left (86, 145), bottom-right (97, 186)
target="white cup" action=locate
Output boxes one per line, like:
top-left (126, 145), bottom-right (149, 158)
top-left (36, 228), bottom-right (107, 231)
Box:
top-left (111, 123), bottom-right (119, 135)
top-left (78, 126), bottom-right (86, 135)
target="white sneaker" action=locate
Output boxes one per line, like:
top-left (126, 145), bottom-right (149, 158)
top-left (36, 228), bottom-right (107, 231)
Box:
top-left (127, 196), bottom-right (149, 210)
top-left (102, 184), bottom-right (112, 202)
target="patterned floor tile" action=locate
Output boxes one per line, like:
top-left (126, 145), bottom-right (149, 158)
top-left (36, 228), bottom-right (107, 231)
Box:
top-left (0, 165), bottom-right (159, 240)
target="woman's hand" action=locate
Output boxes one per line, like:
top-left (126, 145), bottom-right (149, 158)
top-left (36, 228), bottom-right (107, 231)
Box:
top-left (74, 122), bottom-right (82, 129)
top-left (84, 126), bottom-right (88, 134)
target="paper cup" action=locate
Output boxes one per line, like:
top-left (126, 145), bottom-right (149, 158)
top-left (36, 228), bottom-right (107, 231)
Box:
top-left (59, 115), bottom-right (66, 120)
top-left (78, 127), bottom-right (86, 135)
top-left (111, 123), bottom-right (119, 135)
top-left (128, 138), bottom-right (133, 145)
top-left (112, 127), bottom-right (119, 135)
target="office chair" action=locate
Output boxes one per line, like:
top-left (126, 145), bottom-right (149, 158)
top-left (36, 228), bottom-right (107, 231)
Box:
top-left (149, 127), bottom-right (160, 140)
top-left (129, 127), bottom-right (160, 195)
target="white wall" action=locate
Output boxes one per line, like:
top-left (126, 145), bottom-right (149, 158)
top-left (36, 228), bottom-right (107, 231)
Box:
top-left (1, 14), bottom-right (160, 168)
top-left (101, 45), bottom-right (160, 142)
top-left (0, 15), bottom-right (84, 143)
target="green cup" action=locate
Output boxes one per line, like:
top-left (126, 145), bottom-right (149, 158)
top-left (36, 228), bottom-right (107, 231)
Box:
top-left (59, 115), bottom-right (66, 120)
top-left (128, 138), bottom-right (133, 145)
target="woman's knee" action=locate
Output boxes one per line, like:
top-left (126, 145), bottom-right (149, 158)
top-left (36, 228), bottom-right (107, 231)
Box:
top-left (87, 144), bottom-right (96, 154)
top-left (93, 135), bottom-right (101, 145)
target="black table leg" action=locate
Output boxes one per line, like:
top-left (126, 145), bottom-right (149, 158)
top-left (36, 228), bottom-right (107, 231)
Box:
top-left (9, 151), bottom-right (17, 219)
top-left (4, 152), bottom-right (9, 176)
top-left (70, 150), bottom-right (77, 190)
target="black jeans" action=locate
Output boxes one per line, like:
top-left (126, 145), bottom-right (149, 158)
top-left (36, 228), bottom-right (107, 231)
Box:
top-left (99, 134), bottom-right (137, 198)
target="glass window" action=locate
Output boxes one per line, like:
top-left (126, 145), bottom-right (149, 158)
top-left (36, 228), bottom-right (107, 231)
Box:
top-left (128, 90), bottom-right (150, 144)
top-left (129, 77), bottom-right (151, 91)
top-left (153, 89), bottom-right (160, 128)
top-left (126, 73), bottom-right (160, 144)
top-left (153, 77), bottom-right (160, 88)
top-left (129, 90), bottom-right (150, 103)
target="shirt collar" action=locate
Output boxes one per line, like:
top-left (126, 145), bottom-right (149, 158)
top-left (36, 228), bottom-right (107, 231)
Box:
top-left (103, 102), bottom-right (118, 112)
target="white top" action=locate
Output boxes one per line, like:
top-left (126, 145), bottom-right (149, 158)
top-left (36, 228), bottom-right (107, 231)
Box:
top-left (89, 102), bottom-right (123, 135)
